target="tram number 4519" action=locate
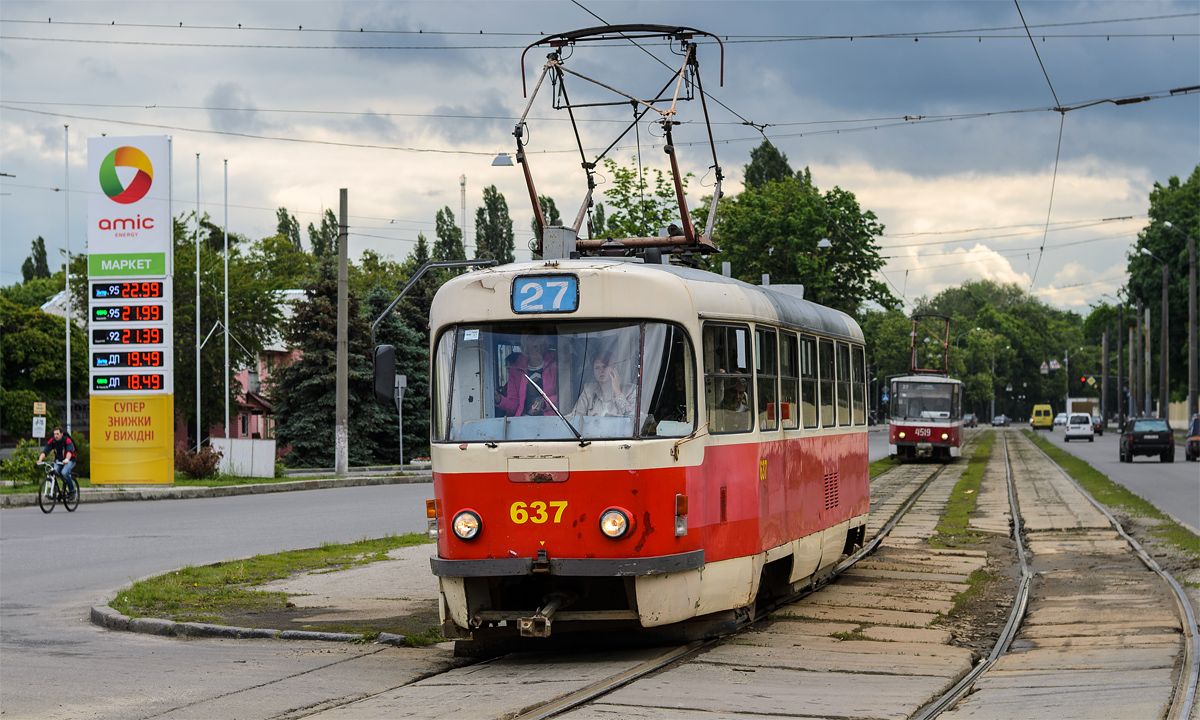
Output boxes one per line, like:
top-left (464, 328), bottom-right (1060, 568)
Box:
top-left (511, 501), bottom-right (568, 524)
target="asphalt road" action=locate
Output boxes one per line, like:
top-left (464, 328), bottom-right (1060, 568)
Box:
top-left (0, 483), bottom-right (436, 719)
top-left (1036, 426), bottom-right (1199, 534)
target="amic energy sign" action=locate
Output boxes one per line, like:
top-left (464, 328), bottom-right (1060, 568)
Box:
top-left (87, 135), bottom-right (174, 484)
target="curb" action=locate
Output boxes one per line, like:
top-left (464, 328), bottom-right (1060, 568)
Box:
top-left (89, 604), bottom-right (410, 646)
top-left (2, 473), bottom-right (431, 508)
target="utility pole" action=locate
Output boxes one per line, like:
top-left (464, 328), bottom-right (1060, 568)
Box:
top-left (1129, 326), bottom-right (1136, 417)
top-left (460, 174), bottom-right (467, 248)
top-left (223, 160), bottom-right (230, 439)
top-left (196, 154), bottom-right (202, 452)
top-left (1144, 305), bottom-right (1152, 416)
top-left (1135, 299), bottom-right (1144, 417)
top-left (335, 189), bottom-right (349, 476)
top-left (1101, 328), bottom-right (1108, 427)
top-left (1117, 305), bottom-right (1124, 427)
top-left (64, 126), bottom-right (71, 434)
top-left (1159, 260), bottom-right (1169, 419)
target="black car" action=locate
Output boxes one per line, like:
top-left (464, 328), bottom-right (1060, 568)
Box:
top-left (991, 414), bottom-right (1010, 427)
top-left (1119, 417), bottom-right (1175, 463)
top-left (963, 413), bottom-right (978, 428)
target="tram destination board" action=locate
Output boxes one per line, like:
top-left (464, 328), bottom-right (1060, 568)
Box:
top-left (92, 373), bottom-right (164, 392)
top-left (92, 350), bottom-right (165, 369)
top-left (92, 327), bottom-right (164, 345)
top-left (92, 304), bottom-right (165, 323)
top-left (91, 280), bottom-right (164, 299)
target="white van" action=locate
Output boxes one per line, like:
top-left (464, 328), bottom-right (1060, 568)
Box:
top-left (1064, 413), bottom-right (1094, 442)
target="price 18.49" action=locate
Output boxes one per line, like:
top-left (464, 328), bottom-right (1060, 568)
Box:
top-left (92, 374), bottom-right (164, 391)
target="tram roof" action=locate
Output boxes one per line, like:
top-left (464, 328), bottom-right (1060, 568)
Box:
top-left (435, 259), bottom-right (863, 343)
top-left (891, 374), bottom-right (962, 385)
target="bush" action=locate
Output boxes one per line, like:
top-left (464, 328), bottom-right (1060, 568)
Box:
top-left (70, 433), bottom-right (90, 479)
top-left (175, 444), bottom-right (223, 479)
top-left (274, 458), bottom-right (287, 478)
top-left (1, 439), bottom-right (43, 485)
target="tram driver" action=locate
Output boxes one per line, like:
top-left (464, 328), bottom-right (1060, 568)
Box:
top-left (495, 330), bottom-right (559, 417)
top-left (571, 352), bottom-right (636, 417)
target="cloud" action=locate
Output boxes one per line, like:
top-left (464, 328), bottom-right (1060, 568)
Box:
top-left (204, 83), bottom-right (263, 133)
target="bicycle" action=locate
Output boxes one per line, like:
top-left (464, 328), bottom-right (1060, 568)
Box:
top-left (37, 461), bottom-right (79, 514)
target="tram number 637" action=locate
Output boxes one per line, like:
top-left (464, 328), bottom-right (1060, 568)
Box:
top-left (510, 501), bottom-right (568, 524)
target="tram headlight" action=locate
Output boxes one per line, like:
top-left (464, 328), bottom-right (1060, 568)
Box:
top-left (898, 431), bottom-right (906, 439)
top-left (599, 508), bottom-right (631, 539)
top-left (452, 510), bottom-right (482, 540)
top-left (941, 433), bottom-right (949, 440)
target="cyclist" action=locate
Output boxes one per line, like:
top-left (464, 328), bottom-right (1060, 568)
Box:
top-left (38, 426), bottom-right (77, 497)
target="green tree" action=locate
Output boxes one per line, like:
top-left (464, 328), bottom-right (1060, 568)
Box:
top-left (591, 202), bottom-right (607, 239)
top-left (743, 141), bottom-right (794, 189)
top-left (275, 207), bottom-right (303, 252)
top-left (21, 236), bottom-right (51, 282)
top-left (475, 186), bottom-right (515, 264)
top-left (529, 195), bottom-right (563, 239)
top-left (351, 248), bottom-right (403, 298)
top-left (363, 287), bottom-right (429, 462)
top-left (1126, 164), bottom-right (1198, 400)
top-left (172, 214), bottom-right (282, 446)
top-left (308, 208), bottom-right (340, 258)
top-left (247, 233), bottom-right (313, 291)
top-left (708, 171), bottom-right (896, 316)
top-left (434, 206), bottom-right (466, 262)
top-left (598, 157), bottom-right (690, 238)
top-left (0, 297), bottom-right (88, 437)
top-left (1, 273), bottom-right (63, 310)
top-left (270, 260), bottom-right (395, 466)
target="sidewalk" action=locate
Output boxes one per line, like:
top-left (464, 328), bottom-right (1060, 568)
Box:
top-left (1, 470), bottom-right (432, 508)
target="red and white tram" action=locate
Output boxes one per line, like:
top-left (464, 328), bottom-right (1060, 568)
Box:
top-left (420, 261), bottom-right (871, 639)
top-left (887, 315), bottom-right (964, 460)
top-left (887, 375), bottom-right (964, 461)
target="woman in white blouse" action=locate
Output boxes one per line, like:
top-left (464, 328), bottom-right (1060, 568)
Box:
top-left (571, 352), bottom-right (635, 417)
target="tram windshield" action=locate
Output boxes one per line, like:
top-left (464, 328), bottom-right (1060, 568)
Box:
top-left (891, 381), bottom-right (961, 420)
top-left (433, 321), bottom-right (695, 442)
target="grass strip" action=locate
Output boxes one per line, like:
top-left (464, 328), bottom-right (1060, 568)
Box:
top-left (110, 533), bottom-right (431, 625)
top-left (1022, 430), bottom-right (1199, 560)
top-left (929, 431), bottom-right (995, 548)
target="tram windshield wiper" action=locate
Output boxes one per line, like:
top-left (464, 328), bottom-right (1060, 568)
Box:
top-left (523, 372), bottom-right (590, 447)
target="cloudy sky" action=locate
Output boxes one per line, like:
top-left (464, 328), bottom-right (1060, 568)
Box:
top-left (2, 1), bottom-right (1197, 312)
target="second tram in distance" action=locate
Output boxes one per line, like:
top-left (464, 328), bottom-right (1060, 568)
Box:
top-left (888, 374), bottom-right (964, 461)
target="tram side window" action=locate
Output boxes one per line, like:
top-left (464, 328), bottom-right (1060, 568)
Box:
top-left (756, 327), bottom-right (778, 431)
top-left (852, 344), bottom-right (866, 425)
top-left (836, 342), bottom-right (851, 426)
top-left (780, 332), bottom-right (800, 430)
top-left (818, 338), bottom-right (835, 427)
top-left (641, 324), bottom-right (695, 437)
top-left (703, 324), bottom-right (753, 434)
top-left (432, 331), bottom-right (454, 441)
top-left (800, 334), bottom-right (818, 429)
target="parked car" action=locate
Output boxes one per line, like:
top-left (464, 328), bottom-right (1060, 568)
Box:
top-left (1186, 414), bottom-right (1199, 462)
top-left (1064, 413), bottom-right (1094, 442)
top-left (1053, 412), bottom-right (1068, 427)
top-left (991, 414), bottom-right (1010, 427)
top-left (1031, 404), bottom-right (1054, 430)
top-left (1091, 414), bottom-right (1104, 436)
top-left (1119, 417), bottom-right (1174, 463)
top-left (963, 413), bottom-right (978, 428)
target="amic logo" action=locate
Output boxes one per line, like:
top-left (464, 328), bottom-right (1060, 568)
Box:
top-left (99, 146), bottom-right (153, 204)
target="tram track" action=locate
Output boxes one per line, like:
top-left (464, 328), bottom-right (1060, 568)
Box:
top-left (914, 429), bottom-right (1196, 720)
top-left (503, 434), bottom-right (985, 720)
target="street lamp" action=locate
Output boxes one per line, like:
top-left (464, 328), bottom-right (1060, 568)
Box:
top-left (1163, 222), bottom-right (1197, 418)
top-left (954, 327), bottom-right (982, 348)
top-left (1139, 247), bottom-right (1169, 419)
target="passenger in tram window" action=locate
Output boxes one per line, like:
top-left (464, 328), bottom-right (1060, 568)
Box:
top-left (495, 330), bottom-right (558, 416)
top-left (571, 352), bottom-right (635, 417)
top-left (493, 352), bottom-right (522, 417)
top-left (722, 377), bottom-right (750, 413)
